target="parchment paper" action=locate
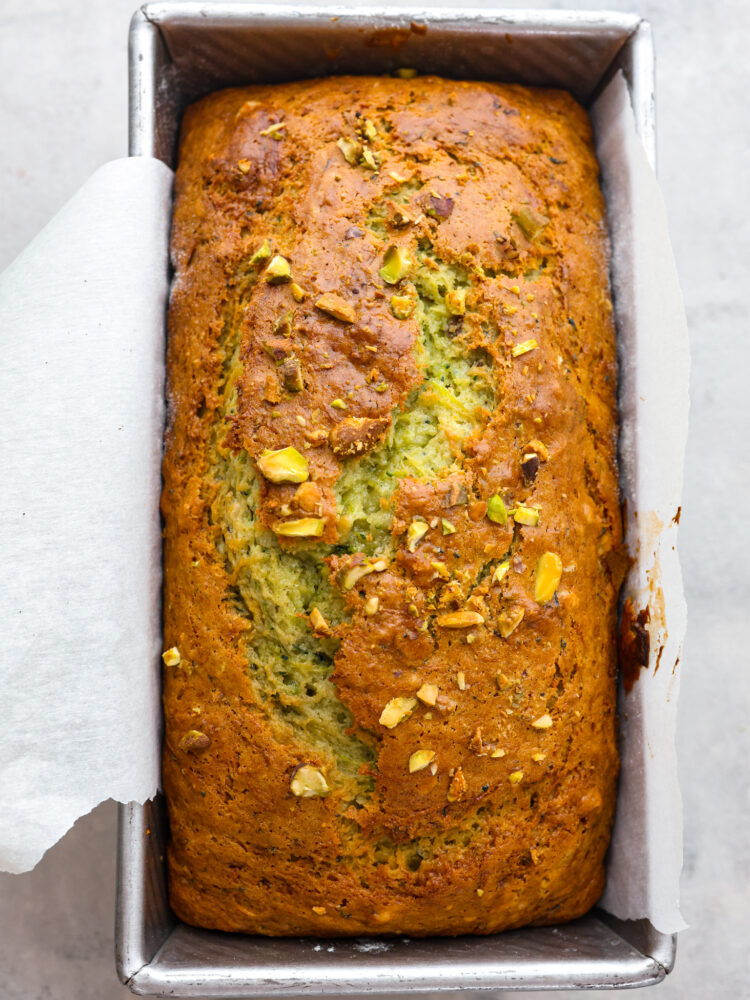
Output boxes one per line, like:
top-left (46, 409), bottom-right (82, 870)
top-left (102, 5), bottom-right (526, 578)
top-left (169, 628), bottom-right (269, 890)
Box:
top-left (592, 73), bottom-right (689, 933)
top-left (0, 157), bottom-right (173, 873)
top-left (0, 80), bottom-right (688, 933)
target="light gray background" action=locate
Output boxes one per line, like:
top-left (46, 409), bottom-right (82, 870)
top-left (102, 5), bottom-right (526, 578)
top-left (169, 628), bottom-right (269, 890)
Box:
top-left (1, 0), bottom-right (748, 997)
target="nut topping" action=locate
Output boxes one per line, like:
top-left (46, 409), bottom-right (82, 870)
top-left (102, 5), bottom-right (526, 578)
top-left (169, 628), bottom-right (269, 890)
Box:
top-left (290, 764), bottom-right (330, 797)
top-left (264, 255), bottom-right (292, 284)
top-left (436, 611), bottom-right (485, 628)
top-left (531, 714), bottom-right (553, 730)
top-left (513, 206), bottom-right (549, 241)
top-left (380, 697), bottom-right (418, 729)
top-left (521, 452), bottom-right (540, 483)
top-left (315, 292), bottom-right (356, 324)
top-left (486, 495), bottom-right (508, 525)
top-left (513, 505), bottom-right (540, 527)
top-left (256, 446), bottom-right (309, 484)
top-left (534, 552), bottom-right (563, 604)
top-left (179, 730), bottom-right (210, 752)
top-left (250, 239), bottom-right (271, 264)
top-left (379, 246), bottom-right (412, 285)
top-left (309, 607), bottom-right (332, 636)
top-left (408, 750), bottom-right (436, 773)
top-left (273, 517), bottom-right (326, 538)
top-left (511, 339), bottom-right (538, 358)
top-left (406, 519), bottom-right (429, 553)
top-left (497, 606), bottom-right (524, 638)
top-left (416, 683), bottom-right (439, 706)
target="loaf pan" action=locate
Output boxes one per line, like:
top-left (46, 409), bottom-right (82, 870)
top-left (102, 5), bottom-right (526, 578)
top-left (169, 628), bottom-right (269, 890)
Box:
top-left (118, 4), bottom-right (673, 994)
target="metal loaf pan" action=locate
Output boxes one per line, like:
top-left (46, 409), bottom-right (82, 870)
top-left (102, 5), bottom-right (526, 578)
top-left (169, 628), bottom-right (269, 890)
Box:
top-left (118, 5), bottom-right (672, 994)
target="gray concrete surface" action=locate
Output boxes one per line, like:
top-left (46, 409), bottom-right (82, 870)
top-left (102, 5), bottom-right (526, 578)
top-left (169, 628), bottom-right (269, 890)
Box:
top-left (1, 0), bottom-right (748, 997)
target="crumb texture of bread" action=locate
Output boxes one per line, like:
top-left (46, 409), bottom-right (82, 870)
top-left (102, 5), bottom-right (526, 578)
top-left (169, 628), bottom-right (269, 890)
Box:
top-left (162, 76), bottom-right (622, 937)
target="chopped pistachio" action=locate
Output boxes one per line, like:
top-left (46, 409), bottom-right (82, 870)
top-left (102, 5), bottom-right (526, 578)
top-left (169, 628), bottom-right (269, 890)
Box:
top-left (237, 158), bottom-right (252, 174)
top-left (274, 517), bottom-right (326, 538)
top-left (337, 136), bottom-right (363, 164)
top-left (331, 398), bottom-right (348, 410)
top-left (364, 596), bottom-right (380, 615)
top-left (179, 730), bottom-right (210, 752)
top-left (408, 749), bottom-right (436, 773)
top-left (406, 519), bottom-right (429, 552)
top-left (342, 562), bottom-right (376, 591)
top-left (497, 606), bottom-right (524, 638)
top-left (525, 438), bottom-right (550, 462)
top-left (290, 764), bottom-right (330, 797)
top-left (360, 147), bottom-right (379, 171)
top-left (441, 519), bottom-right (457, 536)
top-left (371, 559), bottom-right (388, 572)
top-left (416, 683), bottom-right (439, 707)
top-left (290, 282), bottom-right (307, 302)
top-left (315, 292), bottom-right (356, 323)
top-left (394, 67), bottom-right (418, 78)
top-left (509, 770), bottom-right (524, 785)
top-left (273, 310), bottom-right (293, 336)
top-left (426, 193), bottom-right (455, 219)
top-left (390, 294), bottom-right (416, 319)
top-left (362, 118), bottom-right (378, 141)
top-left (521, 452), bottom-right (540, 483)
top-left (162, 646), bottom-right (181, 667)
top-left (265, 254), bottom-right (291, 284)
top-left (532, 752), bottom-right (547, 762)
top-left (534, 551), bottom-right (563, 604)
top-left (511, 339), bottom-right (538, 358)
top-left (256, 446), bottom-right (309, 483)
top-left (444, 288), bottom-right (466, 316)
top-left (380, 696), bottom-right (418, 729)
top-left (379, 246), bottom-right (411, 285)
top-left (262, 339), bottom-right (290, 363)
top-left (430, 560), bottom-right (450, 580)
top-left (531, 714), bottom-right (553, 730)
top-left (259, 121), bottom-right (286, 138)
top-left (476, 889), bottom-right (484, 897)
top-left (390, 203), bottom-right (415, 227)
top-left (437, 610), bottom-right (485, 628)
top-left (491, 748), bottom-right (507, 758)
top-left (487, 494), bottom-right (508, 525)
top-left (250, 239), bottom-right (271, 264)
top-left (513, 505), bottom-right (540, 527)
top-left (493, 560), bottom-right (511, 585)
top-left (309, 607), bottom-right (332, 635)
top-left (513, 206), bottom-right (550, 241)
top-left (280, 356), bottom-right (304, 392)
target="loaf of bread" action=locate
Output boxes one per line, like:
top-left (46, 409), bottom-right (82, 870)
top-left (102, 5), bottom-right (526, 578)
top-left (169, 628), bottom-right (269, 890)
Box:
top-left (162, 75), bottom-right (622, 936)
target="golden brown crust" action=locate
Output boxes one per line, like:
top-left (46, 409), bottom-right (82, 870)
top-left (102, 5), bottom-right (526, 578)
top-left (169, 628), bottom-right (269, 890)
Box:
top-left (162, 76), bottom-right (621, 936)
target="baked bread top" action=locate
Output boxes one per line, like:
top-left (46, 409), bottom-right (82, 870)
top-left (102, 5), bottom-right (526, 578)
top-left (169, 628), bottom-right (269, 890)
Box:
top-left (162, 75), bottom-right (622, 936)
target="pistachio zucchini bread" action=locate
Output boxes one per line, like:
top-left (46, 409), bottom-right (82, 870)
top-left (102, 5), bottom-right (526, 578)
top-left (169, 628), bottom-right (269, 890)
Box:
top-left (162, 75), bottom-right (623, 936)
